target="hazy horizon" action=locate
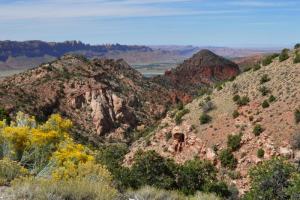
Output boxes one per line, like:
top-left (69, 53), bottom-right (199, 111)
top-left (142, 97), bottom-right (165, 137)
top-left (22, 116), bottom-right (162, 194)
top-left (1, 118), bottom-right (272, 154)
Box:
top-left (0, 0), bottom-right (299, 48)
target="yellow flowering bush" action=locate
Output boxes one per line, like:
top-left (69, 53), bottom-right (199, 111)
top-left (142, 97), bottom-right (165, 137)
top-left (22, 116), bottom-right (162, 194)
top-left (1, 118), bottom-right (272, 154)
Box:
top-left (51, 142), bottom-right (95, 180)
top-left (0, 112), bottom-right (119, 199)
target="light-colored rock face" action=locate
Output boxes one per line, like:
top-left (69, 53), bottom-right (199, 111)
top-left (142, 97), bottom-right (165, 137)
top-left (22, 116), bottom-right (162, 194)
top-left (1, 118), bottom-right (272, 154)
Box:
top-left (0, 55), bottom-right (172, 142)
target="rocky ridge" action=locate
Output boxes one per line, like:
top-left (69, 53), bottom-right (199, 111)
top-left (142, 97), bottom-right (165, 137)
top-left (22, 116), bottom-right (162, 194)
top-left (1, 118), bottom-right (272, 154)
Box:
top-left (0, 55), bottom-right (173, 143)
top-left (153, 50), bottom-right (240, 96)
top-left (125, 49), bottom-right (300, 193)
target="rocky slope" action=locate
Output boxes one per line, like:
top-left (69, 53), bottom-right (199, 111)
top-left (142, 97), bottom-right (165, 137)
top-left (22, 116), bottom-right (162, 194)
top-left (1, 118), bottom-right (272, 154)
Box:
top-left (153, 49), bottom-right (240, 96)
top-left (125, 49), bottom-right (300, 193)
top-left (0, 55), bottom-right (174, 143)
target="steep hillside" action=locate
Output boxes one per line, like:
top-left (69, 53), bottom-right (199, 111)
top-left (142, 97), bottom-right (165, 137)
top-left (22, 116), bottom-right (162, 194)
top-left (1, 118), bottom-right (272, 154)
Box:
top-left (153, 49), bottom-right (240, 96)
top-left (0, 55), bottom-right (174, 144)
top-left (125, 49), bottom-right (300, 193)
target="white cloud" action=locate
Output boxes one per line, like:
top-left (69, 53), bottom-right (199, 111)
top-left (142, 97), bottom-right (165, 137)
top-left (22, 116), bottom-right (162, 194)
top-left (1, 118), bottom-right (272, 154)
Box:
top-left (228, 0), bottom-right (297, 7)
top-left (0, 0), bottom-right (241, 20)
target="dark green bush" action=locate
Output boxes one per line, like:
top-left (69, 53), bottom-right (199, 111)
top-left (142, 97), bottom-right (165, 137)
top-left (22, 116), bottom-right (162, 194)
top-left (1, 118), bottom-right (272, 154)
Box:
top-left (219, 149), bottom-right (237, 169)
top-left (262, 53), bottom-right (279, 66)
top-left (268, 95), bottom-right (276, 102)
top-left (236, 96), bottom-right (250, 106)
top-left (279, 49), bottom-right (289, 62)
top-left (294, 52), bottom-right (300, 64)
top-left (243, 158), bottom-right (296, 200)
top-left (130, 150), bottom-right (177, 190)
top-left (233, 94), bottom-right (240, 102)
top-left (177, 159), bottom-right (217, 195)
top-left (227, 134), bottom-right (242, 151)
top-left (257, 148), bottom-right (265, 158)
top-left (295, 109), bottom-right (300, 124)
top-left (262, 100), bottom-right (270, 108)
top-left (295, 43), bottom-right (300, 49)
top-left (232, 110), bottom-right (239, 119)
top-left (197, 87), bottom-right (212, 97)
top-left (176, 102), bottom-right (184, 110)
top-left (0, 108), bottom-right (11, 124)
top-left (199, 113), bottom-right (212, 124)
top-left (259, 86), bottom-right (270, 96)
top-left (260, 74), bottom-right (271, 84)
top-left (253, 64), bottom-right (261, 71)
top-left (253, 124), bottom-right (264, 136)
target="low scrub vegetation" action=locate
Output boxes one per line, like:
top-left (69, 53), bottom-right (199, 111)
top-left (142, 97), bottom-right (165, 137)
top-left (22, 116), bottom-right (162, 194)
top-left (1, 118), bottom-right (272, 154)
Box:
top-left (260, 74), bottom-right (271, 84)
top-left (279, 48), bottom-right (289, 62)
top-left (259, 86), bottom-right (270, 96)
top-left (227, 134), bottom-right (242, 151)
top-left (253, 124), bottom-right (264, 136)
top-left (232, 110), bottom-right (239, 118)
top-left (294, 52), bottom-right (300, 64)
top-left (219, 149), bottom-right (237, 169)
top-left (236, 96), bottom-right (250, 106)
top-left (243, 158), bottom-right (300, 200)
top-left (257, 148), bottom-right (265, 158)
top-left (261, 100), bottom-right (270, 108)
top-left (262, 53), bottom-right (279, 66)
top-left (199, 113), bottom-right (212, 124)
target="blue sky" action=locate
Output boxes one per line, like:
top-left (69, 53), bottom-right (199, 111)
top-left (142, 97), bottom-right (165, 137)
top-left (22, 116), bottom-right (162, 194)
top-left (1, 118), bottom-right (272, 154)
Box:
top-left (0, 0), bottom-right (299, 47)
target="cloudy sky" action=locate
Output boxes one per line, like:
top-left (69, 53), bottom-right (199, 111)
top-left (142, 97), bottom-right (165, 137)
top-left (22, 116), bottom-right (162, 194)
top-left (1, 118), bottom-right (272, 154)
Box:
top-left (0, 0), bottom-right (299, 47)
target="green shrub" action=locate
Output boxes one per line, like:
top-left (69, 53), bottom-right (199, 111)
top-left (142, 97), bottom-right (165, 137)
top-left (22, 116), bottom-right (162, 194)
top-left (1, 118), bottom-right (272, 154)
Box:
top-left (199, 113), bottom-right (212, 124)
top-left (0, 158), bottom-right (28, 186)
top-left (295, 43), bottom-right (300, 49)
top-left (261, 100), bottom-right (270, 108)
top-left (130, 150), bottom-right (177, 190)
top-left (219, 149), bottom-right (237, 169)
top-left (295, 109), bottom-right (300, 124)
top-left (279, 49), bottom-right (289, 62)
top-left (175, 109), bottom-right (190, 125)
top-left (260, 74), bottom-right (271, 84)
top-left (243, 158), bottom-right (296, 200)
top-left (257, 148), bottom-right (265, 158)
top-left (177, 159), bottom-right (217, 195)
top-left (236, 96), bottom-right (250, 106)
top-left (0, 108), bottom-right (11, 124)
top-left (259, 86), bottom-right (270, 96)
top-left (233, 94), bottom-right (240, 102)
top-left (268, 95), bottom-right (276, 102)
top-left (227, 134), bottom-right (242, 151)
top-left (253, 124), bottom-right (264, 136)
top-left (294, 53), bottom-right (300, 64)
top-left (176, 102), bottom-right (184, 111)
top-left (253, 64), bottom-right (261, 71)
top-left (262, 53), bottom-right (279, 66)
top-left (197, 87), bottom-right (212, 97)
top-left (95, 143), bottom-right (129, 189)
top-left (232, 110), bottom-right (240, 119)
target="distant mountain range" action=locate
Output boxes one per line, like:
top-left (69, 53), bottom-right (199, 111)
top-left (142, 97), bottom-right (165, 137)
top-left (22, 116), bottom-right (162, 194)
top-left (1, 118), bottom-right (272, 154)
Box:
top-left (0, 40), bottom-right (279, 71)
